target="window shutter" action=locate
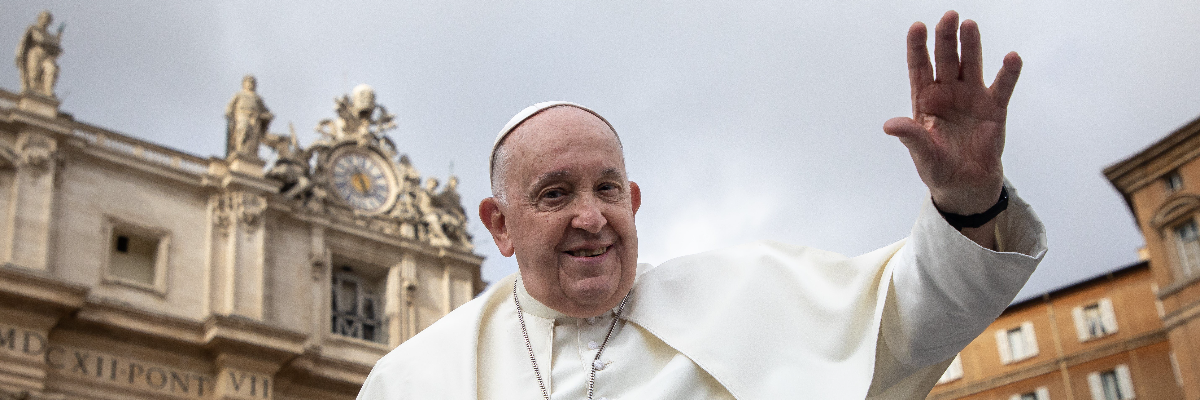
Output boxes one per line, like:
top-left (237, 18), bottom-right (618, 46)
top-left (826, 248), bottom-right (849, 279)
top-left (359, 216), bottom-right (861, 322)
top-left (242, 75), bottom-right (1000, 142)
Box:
top-left (1087, 372), bottom-right (1103, 400)
top-left (1099, 298), bottom-right (1119, 334)
top-left (1072, 306), bottom-right (1089, 341)
top-left (1036, 387), bottom-right (1051, 400)
top-left (946, 354), bottom-right (963, 380)
top-left (1022, 322), bottom-right (1039, 357)
top-left (1171, 352), bottom-right (1184, 388)
top-left (1116, 364), bottom-right (1135, 399)
top-left (996, 329), bottom-right (1012, 364)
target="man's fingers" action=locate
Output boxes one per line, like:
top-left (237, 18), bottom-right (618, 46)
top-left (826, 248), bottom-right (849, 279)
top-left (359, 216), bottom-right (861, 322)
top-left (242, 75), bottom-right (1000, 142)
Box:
top-left (883, 117), bottom-right (927, 140)
top-left (933, 10), bottom-right (960, 82)
top-left (991, 51), bottom-right (1023, 106)
top-left (906, 22), bottom-right (933, 96)
top-left (884, 117), bottom-right (935, 160)
top-left (959, 20), bottom-right (983, 86)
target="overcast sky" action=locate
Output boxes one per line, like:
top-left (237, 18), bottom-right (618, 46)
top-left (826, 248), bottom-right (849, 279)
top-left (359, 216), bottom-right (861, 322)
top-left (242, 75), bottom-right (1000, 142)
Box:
top-left (5, 2), bottom-right (1198, 301)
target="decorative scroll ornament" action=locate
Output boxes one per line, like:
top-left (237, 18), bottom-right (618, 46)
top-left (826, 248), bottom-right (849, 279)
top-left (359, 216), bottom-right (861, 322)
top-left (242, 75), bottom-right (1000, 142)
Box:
top-left (214, 191), bottom-right (267, 234)
top-left (15, 134), bottom-right (56, 172)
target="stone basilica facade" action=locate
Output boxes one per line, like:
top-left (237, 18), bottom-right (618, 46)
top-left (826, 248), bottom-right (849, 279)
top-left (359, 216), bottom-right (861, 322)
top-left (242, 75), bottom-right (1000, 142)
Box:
top-left (0, 11), bottom-right (483, 400)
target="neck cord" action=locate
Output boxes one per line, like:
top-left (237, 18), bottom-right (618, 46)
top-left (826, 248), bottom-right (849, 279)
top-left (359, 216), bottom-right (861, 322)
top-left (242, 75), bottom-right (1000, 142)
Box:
top-left (513, 281), bottom-right (630, 400)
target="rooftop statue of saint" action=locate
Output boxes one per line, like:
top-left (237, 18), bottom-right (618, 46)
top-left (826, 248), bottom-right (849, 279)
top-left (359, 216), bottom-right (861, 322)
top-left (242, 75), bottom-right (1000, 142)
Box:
top-left (16, 10), bottom-right (64, 98)
top-left (224, 75), bottom-right (274, 160)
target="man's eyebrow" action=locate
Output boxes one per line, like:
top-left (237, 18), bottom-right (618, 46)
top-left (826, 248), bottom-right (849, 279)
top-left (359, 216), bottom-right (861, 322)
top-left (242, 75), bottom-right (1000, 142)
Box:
top-left (528, 170), bottom-right (572, 194)
top-left (599, 168), bottom-right (624, 181)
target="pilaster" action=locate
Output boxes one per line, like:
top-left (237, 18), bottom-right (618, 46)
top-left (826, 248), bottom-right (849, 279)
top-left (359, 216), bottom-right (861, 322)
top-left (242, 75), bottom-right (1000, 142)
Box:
top-left (210, 191), bottom-right (268, 320)
top-left (4, 126), bottom-right (59, 272)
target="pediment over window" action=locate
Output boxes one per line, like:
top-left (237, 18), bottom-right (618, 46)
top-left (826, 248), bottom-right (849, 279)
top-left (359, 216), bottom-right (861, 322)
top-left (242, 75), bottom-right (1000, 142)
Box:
top-left (1151, 194), bottom-right (1200, 230)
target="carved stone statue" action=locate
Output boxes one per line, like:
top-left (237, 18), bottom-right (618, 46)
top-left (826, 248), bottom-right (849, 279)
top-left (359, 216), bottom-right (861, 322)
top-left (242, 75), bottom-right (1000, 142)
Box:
top-left (264, 125), bottom-right (313, 199)
top-left (416, 177), bottom-right (451, 246)
top-left (16, 11), bottom-right (63, 97)
top-left (224, 75), bottom-right (274, 160)
top-left (316, 84), bottom-right (397, 152)
top-left (437, 176), bottom-right (473, 249)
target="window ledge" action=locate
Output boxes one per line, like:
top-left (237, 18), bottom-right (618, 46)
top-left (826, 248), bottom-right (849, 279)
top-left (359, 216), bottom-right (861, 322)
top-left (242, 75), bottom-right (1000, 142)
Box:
top-left (102, 275), bottom-right (167, 297)
top-left (1159, 273), bottom-right (1200, 299)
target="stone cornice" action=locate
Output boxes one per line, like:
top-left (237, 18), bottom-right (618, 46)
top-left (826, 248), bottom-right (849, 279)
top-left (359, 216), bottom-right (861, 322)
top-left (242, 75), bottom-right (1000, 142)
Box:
top-left (202, 314), bottom-right (308, 363)
top-left (1104, 115), bottom-right (1200, 226)
top-left (1105, 114), bottom-right (1200, 193)
top-left (0, 263), bottom-right (88, 313)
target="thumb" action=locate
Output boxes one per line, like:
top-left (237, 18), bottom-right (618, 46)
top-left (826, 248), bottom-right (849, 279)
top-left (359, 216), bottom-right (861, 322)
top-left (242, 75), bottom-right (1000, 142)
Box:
top-left (883, 117), bottom-right (934, 156)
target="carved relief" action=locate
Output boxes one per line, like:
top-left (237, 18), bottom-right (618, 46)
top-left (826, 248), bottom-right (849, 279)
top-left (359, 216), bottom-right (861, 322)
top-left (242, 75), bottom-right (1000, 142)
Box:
top-left (15, 133), bottom-right (56, 172)
top-left (214, 191), bottom-right (267, 234)
top-left (256, 85), bottom-right (473, 251)
top-left (315, 84), bottom-right (397, 152)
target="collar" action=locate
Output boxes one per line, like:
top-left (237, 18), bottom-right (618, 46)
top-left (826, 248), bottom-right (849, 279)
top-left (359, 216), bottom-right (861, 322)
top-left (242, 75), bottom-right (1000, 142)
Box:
top-left (515, 274), bottom-right (627, 323)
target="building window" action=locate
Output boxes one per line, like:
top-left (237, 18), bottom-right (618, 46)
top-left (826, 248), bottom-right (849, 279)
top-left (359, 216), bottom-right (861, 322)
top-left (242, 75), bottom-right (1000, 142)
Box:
top-left (995, 322), bottom-right (1039, 364)
top-left (1010, 387), bottom-right (1050, 400)
top-left (936, 354), bottom-right (963, 384)
top-left (1174, 220), bottom-right (1200, 277)
top-left (1165, 171), bottom-right (1184, 192)
top-left (105, 222), bottom-right (169, 292)
top-left (1087, 365), bottom-right (1135, 400)
top-left (331, 267), bottom-right (384, 343)
top-left (1072, 298), bottom-right (1118, 341)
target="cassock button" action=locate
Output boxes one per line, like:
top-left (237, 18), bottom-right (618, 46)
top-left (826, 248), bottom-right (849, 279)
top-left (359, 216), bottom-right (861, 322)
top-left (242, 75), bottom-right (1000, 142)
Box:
top-left (593, 360), bottom-right (606, 371)
top-left (588, 341), bottom-right (600, 350)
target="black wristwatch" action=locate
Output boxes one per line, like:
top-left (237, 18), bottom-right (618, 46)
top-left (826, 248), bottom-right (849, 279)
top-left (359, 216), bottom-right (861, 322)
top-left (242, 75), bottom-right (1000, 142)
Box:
top-left (935, 186), bottom-right (1009, 231)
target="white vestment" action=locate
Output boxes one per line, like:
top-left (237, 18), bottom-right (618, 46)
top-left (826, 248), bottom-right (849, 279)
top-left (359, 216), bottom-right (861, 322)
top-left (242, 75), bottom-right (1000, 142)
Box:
top-left (357, 188), bottom-right (1046, 400)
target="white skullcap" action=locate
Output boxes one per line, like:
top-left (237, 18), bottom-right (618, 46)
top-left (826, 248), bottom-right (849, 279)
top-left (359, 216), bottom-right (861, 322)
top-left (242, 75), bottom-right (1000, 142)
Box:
top-left (489, 101), bottom-right (616, 181)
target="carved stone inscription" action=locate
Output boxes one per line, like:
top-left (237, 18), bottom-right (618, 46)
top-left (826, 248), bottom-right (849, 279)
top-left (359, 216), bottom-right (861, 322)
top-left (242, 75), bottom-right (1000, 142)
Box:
top-left (0, 325), bottom-right (271, 398)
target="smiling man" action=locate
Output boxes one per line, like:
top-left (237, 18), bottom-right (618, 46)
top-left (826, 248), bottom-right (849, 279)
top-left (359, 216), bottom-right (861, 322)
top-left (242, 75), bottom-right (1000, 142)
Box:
top-left (358, 11), bottom-right (1046, 400)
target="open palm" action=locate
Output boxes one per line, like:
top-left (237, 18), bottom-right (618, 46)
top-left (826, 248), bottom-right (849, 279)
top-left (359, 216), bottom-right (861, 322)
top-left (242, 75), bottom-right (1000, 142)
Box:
top-left (884, 11), bottom-right (1022, 215)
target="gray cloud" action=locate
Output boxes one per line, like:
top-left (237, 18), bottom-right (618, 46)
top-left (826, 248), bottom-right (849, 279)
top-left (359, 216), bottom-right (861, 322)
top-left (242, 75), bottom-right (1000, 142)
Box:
top-left (5, 1), bottom-right (1196, 300)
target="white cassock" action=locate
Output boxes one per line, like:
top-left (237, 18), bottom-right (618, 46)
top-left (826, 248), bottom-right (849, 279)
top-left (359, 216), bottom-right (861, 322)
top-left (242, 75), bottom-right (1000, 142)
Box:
top-left (357, 185), bottom-right (1046, 400)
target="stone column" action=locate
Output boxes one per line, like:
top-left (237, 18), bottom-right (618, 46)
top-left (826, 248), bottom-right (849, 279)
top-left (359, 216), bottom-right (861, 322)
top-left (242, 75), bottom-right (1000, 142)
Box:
top-left (385, 253), bottom-right (419, 346)
top-left (210, 191), bottom-right (268, 319)
top-left (307, 224), bottom-right (329, 345)
top-left (385, 261), bottom-right (404, 348)
top-left (3, 128), bottom-right (59, 271)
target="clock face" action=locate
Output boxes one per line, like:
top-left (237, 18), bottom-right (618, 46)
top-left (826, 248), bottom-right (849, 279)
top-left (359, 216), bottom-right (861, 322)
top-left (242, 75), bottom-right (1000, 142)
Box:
top-left (330, 150), bottom-right (395, 213)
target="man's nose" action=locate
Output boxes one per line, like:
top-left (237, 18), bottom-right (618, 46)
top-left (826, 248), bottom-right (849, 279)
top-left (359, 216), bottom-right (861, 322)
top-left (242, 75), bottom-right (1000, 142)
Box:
top-left (570, 193), bottom-right (607, 233)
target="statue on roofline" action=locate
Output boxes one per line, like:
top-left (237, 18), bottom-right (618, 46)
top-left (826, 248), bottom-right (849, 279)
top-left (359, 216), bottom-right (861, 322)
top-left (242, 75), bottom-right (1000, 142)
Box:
top-left (315, 84), bottom-right (398, 154)
top-left (225, 75), bottom-right (274, 160)
top-left (16, 10), bottom-right (64, 98)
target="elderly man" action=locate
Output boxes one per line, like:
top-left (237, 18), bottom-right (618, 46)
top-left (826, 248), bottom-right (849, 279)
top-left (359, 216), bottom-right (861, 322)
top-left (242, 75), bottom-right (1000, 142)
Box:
top-left (358, 11), bottom-right (1045, 400)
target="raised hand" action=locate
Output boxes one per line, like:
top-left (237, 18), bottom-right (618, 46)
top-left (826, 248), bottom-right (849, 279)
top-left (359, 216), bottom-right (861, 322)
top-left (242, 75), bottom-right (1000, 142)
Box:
top-left (883, 11), bottom-right (1021, 218)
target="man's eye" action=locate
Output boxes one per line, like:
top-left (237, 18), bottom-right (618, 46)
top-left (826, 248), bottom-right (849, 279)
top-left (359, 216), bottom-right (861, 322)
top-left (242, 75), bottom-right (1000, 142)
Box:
top-left (543, 189), bottom-right (566, 199)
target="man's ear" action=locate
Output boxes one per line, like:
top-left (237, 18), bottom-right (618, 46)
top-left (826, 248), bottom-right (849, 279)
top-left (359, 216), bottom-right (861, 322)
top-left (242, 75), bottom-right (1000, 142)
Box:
top-left (479, 197), bottom-right (514, 257)
top-left (629, 181), bottom-right (641, 215)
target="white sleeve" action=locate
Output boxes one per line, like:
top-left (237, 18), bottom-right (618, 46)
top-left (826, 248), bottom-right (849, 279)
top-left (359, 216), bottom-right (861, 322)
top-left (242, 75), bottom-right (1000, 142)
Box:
top-left (868, 182), bottom-right (1048, 397)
